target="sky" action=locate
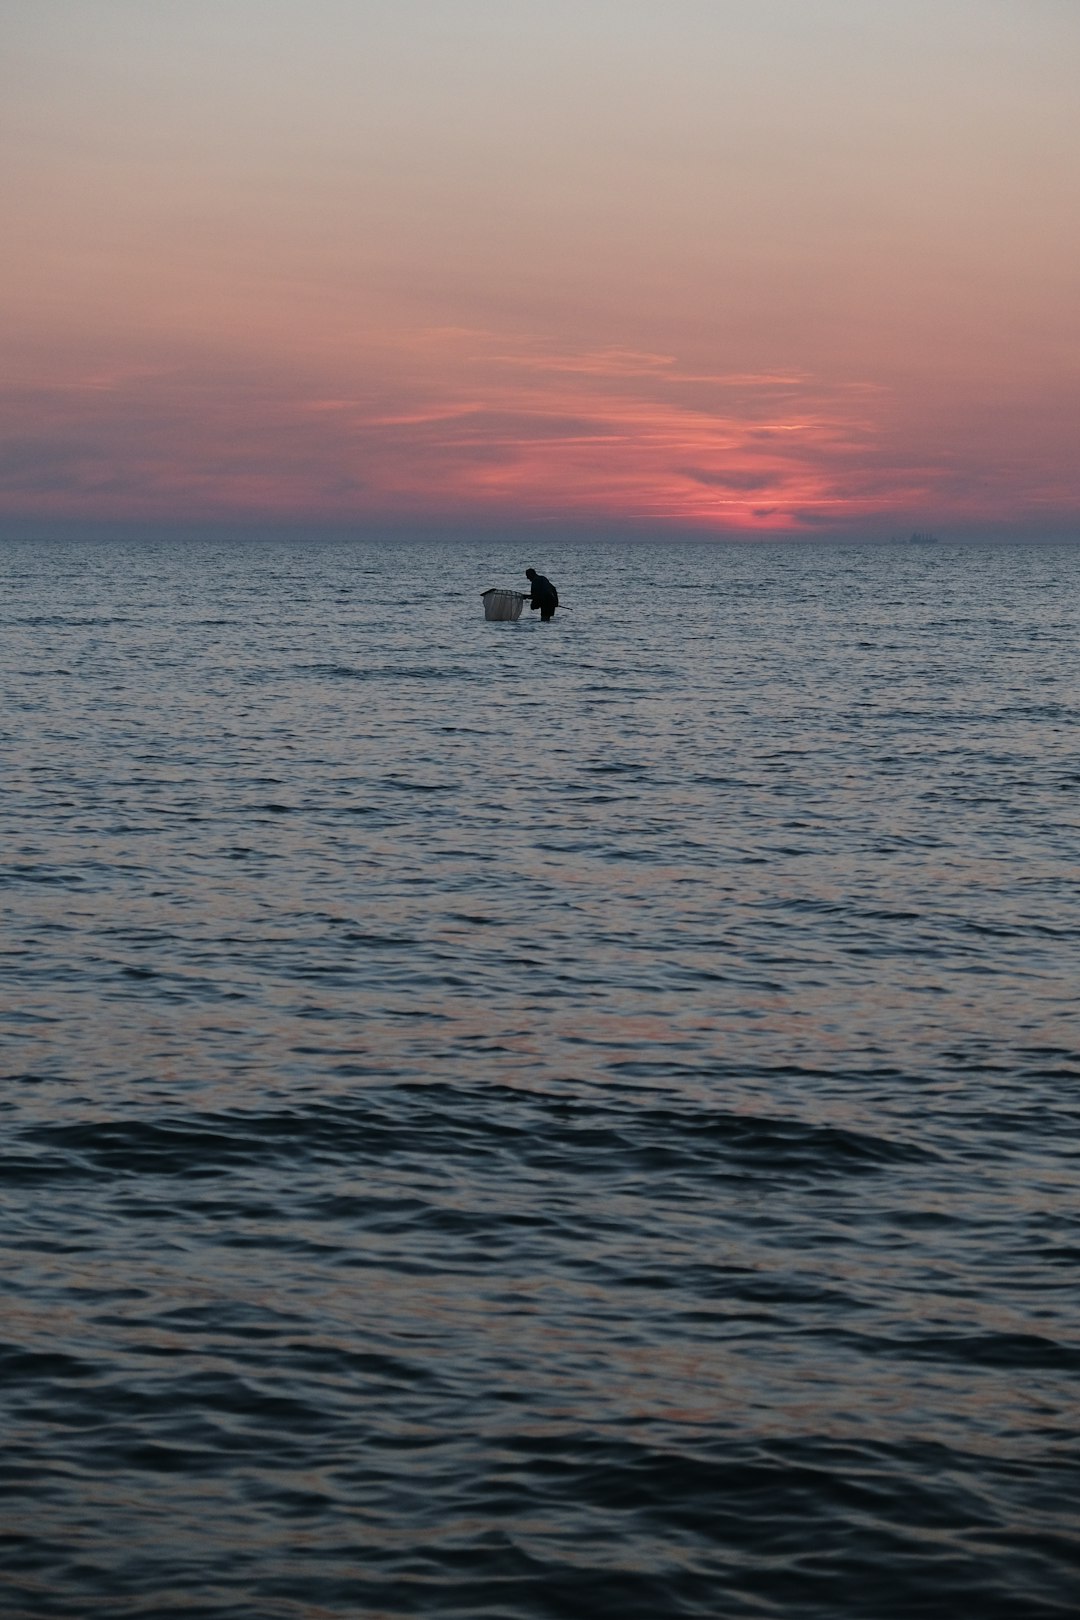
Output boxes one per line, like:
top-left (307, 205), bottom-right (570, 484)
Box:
top-left (3, 0), bottom-right (1079, 538)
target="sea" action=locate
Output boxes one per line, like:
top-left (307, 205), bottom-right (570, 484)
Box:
top-left (2, 534), bottom-right (1078, 1619)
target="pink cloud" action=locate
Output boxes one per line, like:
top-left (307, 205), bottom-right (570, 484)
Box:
top-left (2, 326), bottom-right (1077, 533)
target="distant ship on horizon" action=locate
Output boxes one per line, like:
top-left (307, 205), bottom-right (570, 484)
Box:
top-left (887, 530), bottom-right (941, 544)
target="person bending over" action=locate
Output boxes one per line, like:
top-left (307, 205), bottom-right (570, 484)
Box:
top-left (525, 568), bottom-right (558, 621)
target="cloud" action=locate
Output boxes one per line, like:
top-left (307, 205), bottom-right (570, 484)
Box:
top-left (677, 466), bottom-right (779, 492)
top-left (493, 347), bottom-right (678, 378)
top-left (3, 328), bottom-right (1076, 531)
top-left (0, 439), bottom-right (99, 492)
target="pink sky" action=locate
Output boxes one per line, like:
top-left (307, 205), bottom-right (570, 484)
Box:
top-left (4, 0), bottom-right (1079, 536)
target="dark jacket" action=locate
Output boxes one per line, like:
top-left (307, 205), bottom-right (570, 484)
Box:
top-left (528, 574), bottom-right (558, 612)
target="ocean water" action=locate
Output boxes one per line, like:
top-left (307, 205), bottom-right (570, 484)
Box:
top-left (1, 534), bottom-right (1078, 1619)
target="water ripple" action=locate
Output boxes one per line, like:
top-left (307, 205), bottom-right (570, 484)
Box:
top-left (2, 536), bottom-right (1079, 1617)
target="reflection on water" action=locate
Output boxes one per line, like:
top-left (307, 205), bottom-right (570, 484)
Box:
top-left (2, 535), bottom-right (1079, 1617)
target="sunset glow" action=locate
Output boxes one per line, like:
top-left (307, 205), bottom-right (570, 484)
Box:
top-left (4, 0), bottom-right (1079, 537)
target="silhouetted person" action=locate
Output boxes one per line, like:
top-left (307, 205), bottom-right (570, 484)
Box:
top-left (525, 568), bottom-right (558, 621)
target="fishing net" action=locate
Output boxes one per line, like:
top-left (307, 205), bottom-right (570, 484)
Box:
top-left (481, 589), bottom-right (525, 621)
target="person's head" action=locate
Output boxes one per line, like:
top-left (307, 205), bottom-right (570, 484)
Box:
top-left (525, 568), bottom-right (536, 580)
